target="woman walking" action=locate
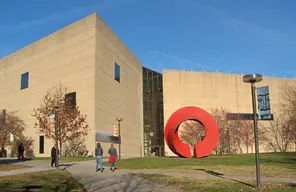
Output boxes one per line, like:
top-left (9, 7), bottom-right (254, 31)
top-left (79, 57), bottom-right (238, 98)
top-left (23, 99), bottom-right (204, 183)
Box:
top-left (95, 143), bottom-right (104, 172)
top-left (108, 143), bottom-right (118, 172)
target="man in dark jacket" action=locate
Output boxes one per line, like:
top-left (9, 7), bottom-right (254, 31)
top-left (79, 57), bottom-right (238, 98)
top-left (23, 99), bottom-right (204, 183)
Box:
top-left (51, 146), bottom-right (59, 167)
top-left (18, 143), bottom-right (25, 160)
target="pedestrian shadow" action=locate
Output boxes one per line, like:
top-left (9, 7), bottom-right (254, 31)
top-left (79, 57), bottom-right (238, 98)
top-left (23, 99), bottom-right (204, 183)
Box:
top-left (59, 163), bottom-right (76, 171)
top-left (195, 168), bottom-right (255, 187)
top-left (0, 158), bottom-right (25, 165)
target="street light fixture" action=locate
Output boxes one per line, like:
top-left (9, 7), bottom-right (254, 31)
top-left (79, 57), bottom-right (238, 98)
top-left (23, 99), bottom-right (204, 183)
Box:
top-left (48, 103), bottom-right (64, 170)
top-left (116, 118), bottom-right (123, 160)
top-left (243, 73), bottom-right (263, 188)
top-left (54, 106), bottom-right (60, 170)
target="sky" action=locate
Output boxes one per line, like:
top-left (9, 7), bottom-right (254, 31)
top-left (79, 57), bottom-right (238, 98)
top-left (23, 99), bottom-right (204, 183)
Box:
top-left (1, 0), bottom-right (296, 77)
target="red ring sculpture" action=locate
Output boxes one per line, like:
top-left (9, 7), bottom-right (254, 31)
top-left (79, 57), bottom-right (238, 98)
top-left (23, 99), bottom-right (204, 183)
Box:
top-left (164, 106), bottom-right (219, 158)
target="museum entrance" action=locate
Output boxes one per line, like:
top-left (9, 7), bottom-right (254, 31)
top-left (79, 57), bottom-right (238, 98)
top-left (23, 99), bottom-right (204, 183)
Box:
top-left (143, 67), bottom-right (165, 157)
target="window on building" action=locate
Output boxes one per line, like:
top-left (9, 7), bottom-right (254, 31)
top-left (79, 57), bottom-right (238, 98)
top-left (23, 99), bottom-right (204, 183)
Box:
top-left (39, 136), bottom-right (44, 154)
top-left (65, 92), bottom-right (76, 107)
top-left (21, 72), bottom-right (29, 90)
top-left (114, 63), bottom-right (120, 82)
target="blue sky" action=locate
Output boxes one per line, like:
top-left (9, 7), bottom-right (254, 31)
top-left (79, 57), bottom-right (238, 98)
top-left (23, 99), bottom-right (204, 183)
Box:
top-left (1, 0), bottom-right (296, 77)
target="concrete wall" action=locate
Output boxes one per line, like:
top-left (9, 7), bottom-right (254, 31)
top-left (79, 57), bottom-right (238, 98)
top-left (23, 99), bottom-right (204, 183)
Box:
top-left (94, 14), bottom-right (143, 158)
top-left (163, 70), bottom-right (296, 156)
top-left (0, 13), bottom-right (143, 158)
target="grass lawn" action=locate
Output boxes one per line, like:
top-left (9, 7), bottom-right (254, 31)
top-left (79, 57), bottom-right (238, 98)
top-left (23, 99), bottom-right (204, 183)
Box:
top-left (26, 156), bottom-right (95, 163)
top-left (0, 170), bottom-right (86, 192)
top-left (137, 174), bottom-right (296, 192)
top-left (106, 152), bottom-right (296, 178)
top-left (0, 164), bottom-right (32, 171)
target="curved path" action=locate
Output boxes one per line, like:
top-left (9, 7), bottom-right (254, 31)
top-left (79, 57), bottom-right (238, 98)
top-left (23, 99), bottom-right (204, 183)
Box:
top-left (1, 159), bottom-right (295, 191)
top-left (0, 159), bottom-right (180, 192)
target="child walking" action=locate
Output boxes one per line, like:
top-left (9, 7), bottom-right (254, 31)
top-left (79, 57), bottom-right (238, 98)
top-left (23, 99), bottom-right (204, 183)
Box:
top-left (108, 143), bottom-right (118, 172)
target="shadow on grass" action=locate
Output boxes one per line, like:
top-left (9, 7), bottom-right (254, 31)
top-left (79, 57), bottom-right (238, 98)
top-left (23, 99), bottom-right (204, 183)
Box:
top-left (22, 185), bottom-right (42, 192)
top-left (288, 183), bottom-right (296, 188)
top-left (195, 168), bottom-right (255, 188)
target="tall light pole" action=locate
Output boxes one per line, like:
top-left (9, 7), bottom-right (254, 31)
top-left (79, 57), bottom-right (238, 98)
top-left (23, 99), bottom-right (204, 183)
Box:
top-left (54, 106), bottom-right (60, 170)
top-left (243, 73), bottom-right (263, 188)
top-left (116, 118), bottom-right (123, 160)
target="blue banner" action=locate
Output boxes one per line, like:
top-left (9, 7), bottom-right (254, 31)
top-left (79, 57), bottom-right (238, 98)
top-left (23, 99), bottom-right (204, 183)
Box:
top-left (257, 86), bottom-right (272, 120)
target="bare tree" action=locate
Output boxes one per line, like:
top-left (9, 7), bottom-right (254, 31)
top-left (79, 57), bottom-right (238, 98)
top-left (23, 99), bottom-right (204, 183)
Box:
top-left (210, 107), bottom-right (256, 155)
top-left (178, 120), bottom-right (205, 155)
top-left (211, 107), bottom-right (235, 155)
top-left (32, 82), bottom-right (89, 156)
top-left (64, 137), bottom-right (89, 157)
top-left (280, 84), bottom-right (296, 151)
top-left (239, 121), bottom-right (254, 154)
top-left (261, 114), bottom-right (293, 152)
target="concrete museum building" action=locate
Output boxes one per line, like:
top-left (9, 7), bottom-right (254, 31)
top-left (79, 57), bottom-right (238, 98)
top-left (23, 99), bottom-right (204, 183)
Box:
top-left (0, 13), bottom-right (143, 158)
top-left (1, 13), bottom-right (295, 158)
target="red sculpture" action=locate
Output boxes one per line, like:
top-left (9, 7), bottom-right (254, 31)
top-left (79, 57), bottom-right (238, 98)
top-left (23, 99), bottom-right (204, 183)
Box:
top-left (164, 106), bottom-right (219, 158)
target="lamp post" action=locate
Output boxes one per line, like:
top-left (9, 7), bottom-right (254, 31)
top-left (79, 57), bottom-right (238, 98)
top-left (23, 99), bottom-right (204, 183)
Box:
top-left (54, 106), bottom-right (60, 170)
top-left (243, 73), bottom-right (263, 188)
top-left (116, 118), bottom-right (123, 160)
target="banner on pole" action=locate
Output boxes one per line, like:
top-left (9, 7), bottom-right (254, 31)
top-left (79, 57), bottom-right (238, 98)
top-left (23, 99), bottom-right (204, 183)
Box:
top-left (257, 86), bottom-right (273, 120)
top-left (113, 124), bottom-right (119, 137)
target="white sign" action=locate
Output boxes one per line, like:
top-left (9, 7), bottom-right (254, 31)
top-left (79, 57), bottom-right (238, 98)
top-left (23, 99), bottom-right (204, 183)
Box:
top-left (10, 132), bottom-right (14, 142)
top-left (47, 115), bottom-right (55, 132)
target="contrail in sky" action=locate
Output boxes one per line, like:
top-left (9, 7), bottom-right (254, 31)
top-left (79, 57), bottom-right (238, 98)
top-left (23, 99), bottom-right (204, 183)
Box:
top-left (148, 50), bottom-right (212, 69)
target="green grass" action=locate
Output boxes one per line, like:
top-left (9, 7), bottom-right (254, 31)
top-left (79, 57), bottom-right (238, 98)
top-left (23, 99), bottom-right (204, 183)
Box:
top-left (0, 170), bottom-right (86, 192)
top-left (105, 152), bottom-right (296, 178)
top-left (137, 174), bottom-right (296, 192)
top-left (26, 156), bottom-right (95, 163)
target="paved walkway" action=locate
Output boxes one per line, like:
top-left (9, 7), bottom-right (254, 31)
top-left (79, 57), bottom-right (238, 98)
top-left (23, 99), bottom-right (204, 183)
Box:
top-left (0, 160), bottom-right (180, 192)
top-left (66, 160), bottom-right (180, 192)
top-left (1, 159), bottom-right (295, 191)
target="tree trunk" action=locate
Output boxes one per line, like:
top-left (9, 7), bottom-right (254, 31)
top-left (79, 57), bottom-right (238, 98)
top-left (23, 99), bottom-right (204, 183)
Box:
top-left (59, 142), bottom-right (62, 157)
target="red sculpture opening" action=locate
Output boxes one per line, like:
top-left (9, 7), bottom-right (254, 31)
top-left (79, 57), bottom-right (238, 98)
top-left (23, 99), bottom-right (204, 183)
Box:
top-left (164, 106), bottom-right (219, 158)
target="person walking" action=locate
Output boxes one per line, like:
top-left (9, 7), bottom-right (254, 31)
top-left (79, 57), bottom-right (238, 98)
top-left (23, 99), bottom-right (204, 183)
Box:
top-left (18, 143), bottom-right (25, 160)
top-left (108, 143), bottom-right (118, 172)
top-left (95, 143), bottom-right (104, 172)
top-left (51, 146), bottom-right (59, 167)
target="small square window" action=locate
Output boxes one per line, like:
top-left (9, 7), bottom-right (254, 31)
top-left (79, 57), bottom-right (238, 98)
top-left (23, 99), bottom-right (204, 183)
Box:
top-left (114, 63), bottom-right (120, 82)
top-left (21, 72), bottom-right (29, 90)
top-left (65, 92), bottom-right (76, 107)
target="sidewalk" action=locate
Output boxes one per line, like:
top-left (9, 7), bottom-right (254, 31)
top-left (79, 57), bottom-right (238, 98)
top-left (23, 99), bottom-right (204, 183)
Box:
top-left (0, 160), bottom-right (181, 192)
top-left (1, 160), bottom-right (295, 191)
top-left (0, 167), bottom-right (54, 177)
top-left (66, 161), bottom-right (181, 192)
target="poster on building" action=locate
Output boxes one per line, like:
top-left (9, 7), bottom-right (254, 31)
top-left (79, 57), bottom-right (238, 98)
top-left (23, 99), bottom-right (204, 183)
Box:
top-left (257, 86), bottom-right (273, 120)
top-left (96, 131), bottom-right (120, 144)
